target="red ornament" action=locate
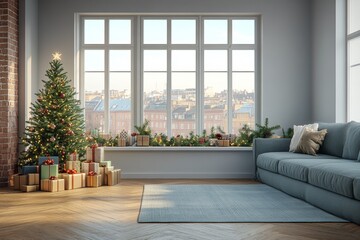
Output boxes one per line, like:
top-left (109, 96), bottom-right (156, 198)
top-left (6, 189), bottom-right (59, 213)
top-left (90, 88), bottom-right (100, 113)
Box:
top-left (58, 92), bottom-right (65, 98)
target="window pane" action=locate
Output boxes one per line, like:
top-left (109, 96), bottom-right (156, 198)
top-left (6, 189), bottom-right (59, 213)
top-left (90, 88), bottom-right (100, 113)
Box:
top-left (348, 0), bottom-right (360, 34)
top-left (143, 19), bottom-right (167, 44)
top-left (232, 73), bottom-right (255, 132)
top-left (85, 50), bottom-right (104, 71)
top-left (349, 37), bottom-right (360, 66)
top-left (349, 66), bottom-right (360, 121)
top-left (232, 20), bottom-right (255, 44)
top-left (172, 50), bottom-right (196, 71)
top-left (232, 50), bottom-right (254, 71)
top-left (84, 72), bottom-right (105, 133)
top-left (84, 19), bottom-right (104, 44)
top-left (172, 73), bottom-right (196, 136)
top-left (109, 73), bottom-right (131, 134)
top-left (143, 72), bottom-right (167, 134)
top-left (110, 50), bottom-right (131, 71)
top-left (204, 50), bottom-right (228, 71)
top-left (204, 19), bottom-right (228, 44)
top-left (143, 50), bottom-right (167, 71)
top-left (204, 72), bottom-right (227, 132)
top-left (109, 19), bottom-right (131, 44)
top-left (171, 19), bottom-right (196, 44)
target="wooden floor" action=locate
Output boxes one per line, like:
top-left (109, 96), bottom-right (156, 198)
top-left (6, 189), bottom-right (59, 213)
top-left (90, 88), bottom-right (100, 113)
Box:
top-left (0, 179), bottom-right (359, 240)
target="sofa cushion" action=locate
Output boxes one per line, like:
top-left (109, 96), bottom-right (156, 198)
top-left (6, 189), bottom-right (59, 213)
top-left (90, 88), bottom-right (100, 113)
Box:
top-left (257, 152), bottom-right (337, 173)
top-left (342, 121), bottom-right (360, 160)
top-left (278, 158), bottom-right (345, 182)
top-left (308, 161), bottom-right (360, 198)
top-left (318, 122), bottom-right (348, 158)
top-left (354, 177), bottom-right (360, 201)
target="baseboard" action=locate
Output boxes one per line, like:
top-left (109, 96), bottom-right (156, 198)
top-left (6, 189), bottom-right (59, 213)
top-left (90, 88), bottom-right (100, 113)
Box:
top-left (122, 172), bottom-right (255, 179)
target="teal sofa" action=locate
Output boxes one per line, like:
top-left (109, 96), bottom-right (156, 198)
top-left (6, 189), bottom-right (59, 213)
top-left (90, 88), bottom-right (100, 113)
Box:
top-left (254, 122), bottom-right (360, 224)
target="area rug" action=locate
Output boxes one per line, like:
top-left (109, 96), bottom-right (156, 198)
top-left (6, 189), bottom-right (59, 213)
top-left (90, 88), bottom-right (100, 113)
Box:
top-left (138, 184), bottom-right (347, 223)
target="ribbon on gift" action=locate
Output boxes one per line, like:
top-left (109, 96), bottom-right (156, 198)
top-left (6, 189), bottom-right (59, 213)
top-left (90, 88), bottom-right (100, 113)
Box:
top-left (91, 144), bottom-right (97, 162)
top-left (88, 171), bottom-right (97, 176)
top-left (67, 171), bottom-right (76, 190)
top-left (43, 157), bottom-right (55, 165)
top-left (71, 152), bottom-right (77, 161)
top-left (67, 169), bottom-right (77, 174)
top-left (49, 176), bottom-right (57, 180)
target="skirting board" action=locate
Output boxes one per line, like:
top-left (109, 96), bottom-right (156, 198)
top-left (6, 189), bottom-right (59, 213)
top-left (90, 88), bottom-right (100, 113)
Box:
top-left (121, 172), bottom-right (255, 179)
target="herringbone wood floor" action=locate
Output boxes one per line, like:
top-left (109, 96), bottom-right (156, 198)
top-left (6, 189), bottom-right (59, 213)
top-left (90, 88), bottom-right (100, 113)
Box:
top-left (0, 179), bottom-right (359, 240)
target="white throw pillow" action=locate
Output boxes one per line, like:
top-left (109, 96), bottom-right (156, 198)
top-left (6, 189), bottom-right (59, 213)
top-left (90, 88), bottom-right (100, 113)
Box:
top-left (289, 123), bottom-right (319, 152)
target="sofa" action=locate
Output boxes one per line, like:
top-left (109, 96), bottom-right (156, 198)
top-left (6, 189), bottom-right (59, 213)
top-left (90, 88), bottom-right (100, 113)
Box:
top-left (254, 122), bottom-right (360, 224)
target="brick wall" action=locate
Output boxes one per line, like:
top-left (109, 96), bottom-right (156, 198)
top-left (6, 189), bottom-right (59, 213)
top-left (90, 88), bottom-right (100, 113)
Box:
top-left (0, 0), bottom-right (18, 187)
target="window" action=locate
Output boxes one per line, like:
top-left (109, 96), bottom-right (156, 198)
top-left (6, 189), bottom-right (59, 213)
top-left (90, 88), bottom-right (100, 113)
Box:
top-left (81, 18), bottom-right (133, 135)
top-left (348, 0), bottom-right (360, 121)
top-left (80, 15), bottom-right (258, 136)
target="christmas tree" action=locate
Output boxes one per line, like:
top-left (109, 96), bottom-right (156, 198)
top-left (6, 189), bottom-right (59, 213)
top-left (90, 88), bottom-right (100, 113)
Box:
top-left (19, 53), bottom-right (87, 168)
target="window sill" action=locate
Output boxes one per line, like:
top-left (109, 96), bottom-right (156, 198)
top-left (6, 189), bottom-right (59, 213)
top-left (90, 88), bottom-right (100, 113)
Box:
top-left (104, 146), bottom-right (252, 152)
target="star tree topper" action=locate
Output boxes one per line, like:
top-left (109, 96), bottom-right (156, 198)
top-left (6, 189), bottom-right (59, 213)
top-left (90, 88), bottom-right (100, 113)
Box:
top-left (52, 52), bottom-right (62, 61)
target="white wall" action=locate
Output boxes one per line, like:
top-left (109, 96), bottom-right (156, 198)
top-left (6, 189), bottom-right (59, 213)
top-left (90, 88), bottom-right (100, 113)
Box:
top-left (311, 0), bottom-right (346, 123)
top-left (34, 0), bottom-right (313, 129)
top-left (19, 0), bottom-right (38, 138)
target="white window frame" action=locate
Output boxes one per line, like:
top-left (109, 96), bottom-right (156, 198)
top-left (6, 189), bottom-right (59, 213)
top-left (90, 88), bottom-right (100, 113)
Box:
top-left (76, 14), bottom-right (261, 135)
top-left (347, 1), bottom-right (360, 121)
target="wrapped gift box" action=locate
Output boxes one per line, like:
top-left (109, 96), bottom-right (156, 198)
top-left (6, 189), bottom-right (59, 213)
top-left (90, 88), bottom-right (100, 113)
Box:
top-left (40, 164), bottom-right (59, 180)
top-left (99, 161), bottom-right (112, 168)
top-left (41, 179), bottom-right (65, 192)
top-left (118, 138), bottom-right (126, 147)
top-left (107, 169), bottom-right (122, 186)
top-left (136, 135), bottom-right (149, 146)
top-left (21, 185), bottom-right (39, 192)
top-left (68, 153), bottom-right (79, 161)
top-left (217, 140), bottom-right (230, 147)
top-left (22, 165), bottom-right (39, 175)
top-left (86, 147), bottom-right (104, 162)
top-left (38, 156), bottom-right (59, 165)
top-left (14, 175), bottom-right (28, 190)
top-left (105, 166), bottom-right (114, 174)
top-left (66, 161), bottom-right (81, 173)
top-left (86, 175), bottom-right (102, 187)
top-left (28, 173), bottom-right (39, 185)
top-left (81, 162), bottom-right (100, 174)
top-left (59, 173), bottom-right (86, 190)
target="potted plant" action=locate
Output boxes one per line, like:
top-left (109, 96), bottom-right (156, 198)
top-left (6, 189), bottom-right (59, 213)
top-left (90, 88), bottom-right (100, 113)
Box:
top-left (134, 119), bottom-right (151, 146)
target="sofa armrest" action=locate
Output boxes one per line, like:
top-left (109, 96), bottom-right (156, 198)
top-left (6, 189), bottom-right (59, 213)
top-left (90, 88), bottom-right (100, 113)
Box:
top-left (253, 138), bottom-right (291, 164)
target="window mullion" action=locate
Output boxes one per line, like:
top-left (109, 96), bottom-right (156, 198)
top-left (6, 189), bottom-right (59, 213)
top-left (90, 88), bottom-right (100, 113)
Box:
top-left (104, 18), bottom-right (110, 134)
top-left (197, 16), bottom-right (203, 135)
top-left (228, 19), bottom-right (233, 134)
top-left (167, 19), bottom-right (172, 136)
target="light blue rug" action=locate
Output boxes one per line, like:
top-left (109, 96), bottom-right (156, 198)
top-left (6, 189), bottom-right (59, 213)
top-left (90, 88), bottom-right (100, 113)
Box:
top-left (138, 184), bottom-right (347, 223)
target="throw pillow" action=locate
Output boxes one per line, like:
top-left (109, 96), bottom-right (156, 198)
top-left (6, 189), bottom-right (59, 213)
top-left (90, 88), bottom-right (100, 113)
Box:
top-left (289, 123), bottom-right (319, 152)
top-left (296, 128), bottom-right (327, 155)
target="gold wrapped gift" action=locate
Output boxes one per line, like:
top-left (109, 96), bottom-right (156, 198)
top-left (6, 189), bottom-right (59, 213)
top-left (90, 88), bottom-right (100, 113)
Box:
top-left (66, 161), bottom-right (81, 173)
top-left (86, 175), bottom-right (102, 187)
top-left (59, 173), bottom-right (85, 190)
top-left (107, 169), bottom-right (122, 186)
top-left (21, 185), bottom-right (39, 192)
top-left (136, 135), bottom-right (150, 146)
top-left (28, 173), bottom-right (39, 185)
top-left (14, 175), bottom-right (28, 190)
top-left (86, 146), bottom-right (104, 162)
top-left (40, 179), bottom-right (65, 192)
